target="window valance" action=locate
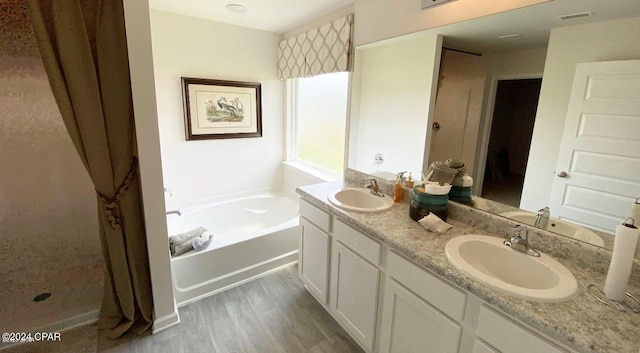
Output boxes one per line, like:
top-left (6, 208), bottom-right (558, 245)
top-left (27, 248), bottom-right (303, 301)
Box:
top-left (278, 13), bottom-right (354, 80)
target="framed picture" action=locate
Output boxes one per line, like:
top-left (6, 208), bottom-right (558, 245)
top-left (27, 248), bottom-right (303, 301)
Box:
top-left (181, 78), bottom-right (262, 140)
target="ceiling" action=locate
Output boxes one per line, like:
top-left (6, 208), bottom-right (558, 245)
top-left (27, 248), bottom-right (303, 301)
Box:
top-left (406, 0), bottom-right (640, 54)
top-left (150, 0), bottom-right (640, 53)
top-left (149, 0), bottom-right (354, 34)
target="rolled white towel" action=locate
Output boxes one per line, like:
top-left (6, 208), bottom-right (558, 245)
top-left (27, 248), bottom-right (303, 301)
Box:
top-left (419, 213), bottom-right (453, 234)
top-left (192, 231), bottom-right (213, 251)
top-left (169, 227), bottom-right (207, 256)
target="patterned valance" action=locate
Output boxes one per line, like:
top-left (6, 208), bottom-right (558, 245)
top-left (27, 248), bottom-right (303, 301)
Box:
top-left (278, 13), bottom-right (354, 80)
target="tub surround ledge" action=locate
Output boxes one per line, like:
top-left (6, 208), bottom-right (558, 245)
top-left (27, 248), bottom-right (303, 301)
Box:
top-left (296, 175), bottom-right (640, 353)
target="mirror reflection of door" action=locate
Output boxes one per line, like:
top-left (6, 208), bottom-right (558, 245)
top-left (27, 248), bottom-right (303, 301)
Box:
top-left (548, 60), bottom-right (640, 234)
top-left (428, 49), bottom-right (486, 175)
top-left (481, 78), bottom-right (542, 207)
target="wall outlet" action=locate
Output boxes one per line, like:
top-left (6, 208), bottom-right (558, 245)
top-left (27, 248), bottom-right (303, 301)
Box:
top-left (421, 0), bottom-right (456, 9)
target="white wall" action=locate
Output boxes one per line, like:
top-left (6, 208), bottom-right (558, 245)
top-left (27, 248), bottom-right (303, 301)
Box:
top-left (353, 0), bottom-right (551, 46)
top-left (150, 10), bottom-right (285, 205)
top-left (349, 34), bottom-right (442, 177)
top-left (282, 163), bottom-right (331, 197)
top-left (122, 0), bottom-right (177, 333)
top-left (486, 47), bottom-right (547, 77)
top-left (283, 4), bottom-right (354, 39)
top-left (521, 17), bottom-right (640, 211)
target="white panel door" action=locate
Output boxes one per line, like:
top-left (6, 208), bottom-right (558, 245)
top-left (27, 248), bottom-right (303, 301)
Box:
top-left (299, 218), bottom-right (330, 304)
top-left (330, 240), bottom-right (380, 352)
top-left (379, 279), bottom-right (462, 353)
top-left (549, 60), bottom-right (640, 233)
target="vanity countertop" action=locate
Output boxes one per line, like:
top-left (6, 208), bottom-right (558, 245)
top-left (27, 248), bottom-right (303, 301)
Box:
top-left (297, 180), bottom-right (640, 353)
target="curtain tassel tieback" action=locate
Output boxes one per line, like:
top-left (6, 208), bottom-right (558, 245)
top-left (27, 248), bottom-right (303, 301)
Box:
top-left (97, 157), bottom-right (138, 229)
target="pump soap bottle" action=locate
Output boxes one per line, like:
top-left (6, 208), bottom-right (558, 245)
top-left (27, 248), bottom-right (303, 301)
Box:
top-left (404, 172), bottom-right (415, 188)
top-left (394, 172), bottom-right (405, 203)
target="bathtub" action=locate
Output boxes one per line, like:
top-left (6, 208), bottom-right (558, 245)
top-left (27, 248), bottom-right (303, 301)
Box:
top-left (167, 192), bottom-right (300, 306)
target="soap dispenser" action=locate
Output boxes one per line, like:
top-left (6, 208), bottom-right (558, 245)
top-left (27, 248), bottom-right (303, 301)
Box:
top-left (404, 172), bottom-right (415, 188)
top-left (394, 172), bottom-right (405, 203)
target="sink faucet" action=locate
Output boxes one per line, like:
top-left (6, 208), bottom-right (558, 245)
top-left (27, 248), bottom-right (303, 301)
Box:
top-left (166, 209), bottom-right (182, 216)
top-left (504, 225), bottom-right (540, 257)
top-left (534, 207), bottom-right (550, 229)
top-left (364, 178), bottom-right (384, 197)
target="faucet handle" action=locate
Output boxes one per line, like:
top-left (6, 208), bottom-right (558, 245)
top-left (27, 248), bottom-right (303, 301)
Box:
top-left (364, 178), bottom-right (384, 196)
top-left (506, 225), bottom-right (540, 257)
top-left (513, 225), bottom-right (528, 239)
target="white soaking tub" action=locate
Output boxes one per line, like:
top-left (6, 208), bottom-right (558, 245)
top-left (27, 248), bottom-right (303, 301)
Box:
top-left (167, 192), bottom-right (300, 306)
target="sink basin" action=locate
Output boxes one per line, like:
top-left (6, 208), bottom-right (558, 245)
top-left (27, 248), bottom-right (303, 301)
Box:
top-left (445, 234), bottom-right (578, 302)
top-left (500, 211), bottom-right (604, 247)
top-left (327, 188), bottom-right (394, 213)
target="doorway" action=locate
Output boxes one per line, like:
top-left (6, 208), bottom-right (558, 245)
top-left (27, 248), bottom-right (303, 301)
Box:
top-left (481, 78), bottom-right (542, 207)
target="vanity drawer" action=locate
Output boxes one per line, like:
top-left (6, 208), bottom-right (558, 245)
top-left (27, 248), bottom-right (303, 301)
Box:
top-left (387, 251), bottom-right (466, 322)
top-left (476, 306), bottom-right (567, 353)
top-left (334, 219), bottom-right (381, 265)
top-left (300, 199), bottom-right (332, 233)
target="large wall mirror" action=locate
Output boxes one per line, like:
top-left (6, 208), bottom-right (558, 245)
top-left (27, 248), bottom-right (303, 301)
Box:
top-left (347, 0), bottom-right (640, 254)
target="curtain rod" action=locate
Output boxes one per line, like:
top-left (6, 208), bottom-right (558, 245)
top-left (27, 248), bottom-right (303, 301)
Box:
top-left (443, 47), bottom-right (482, 57)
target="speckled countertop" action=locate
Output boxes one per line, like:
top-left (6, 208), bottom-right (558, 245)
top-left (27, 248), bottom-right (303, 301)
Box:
top-left (297, 179), bottom-right (640, 353)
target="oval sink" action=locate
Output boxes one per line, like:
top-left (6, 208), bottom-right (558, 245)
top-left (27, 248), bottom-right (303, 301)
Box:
top-left (328, 188), bottom-right (394, 213)
top-left (500, 211), bottom-right (604, 247)
top-left (445, 234), bottom-right (578, 302)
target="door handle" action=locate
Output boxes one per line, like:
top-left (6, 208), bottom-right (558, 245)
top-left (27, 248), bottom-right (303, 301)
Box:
top-left (557, 171), bottom-right (568, 178)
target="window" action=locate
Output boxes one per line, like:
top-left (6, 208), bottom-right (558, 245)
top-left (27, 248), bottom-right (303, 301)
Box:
top-left (289, 72), bottom-right (350, 175)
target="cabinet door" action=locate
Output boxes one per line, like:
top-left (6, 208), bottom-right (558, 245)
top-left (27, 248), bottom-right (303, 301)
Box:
top-left (379, 279), bottom-right (462, 353)
top-left (299, 218), bottom-right (330, 304)
top-left (330, 240), bottom-right (380, 352)
top-left (472, 339), bottom-right (499, 353)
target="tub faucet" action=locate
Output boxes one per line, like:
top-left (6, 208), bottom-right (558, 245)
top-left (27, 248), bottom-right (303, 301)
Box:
top-left (364, 178), bottom-right (384, 197)
top-left (534, 207), bottom-right (550, 229)
top-left (504, 225), bottom-right (540, 257)
top-left (166, 209), bottom-right (182, 216)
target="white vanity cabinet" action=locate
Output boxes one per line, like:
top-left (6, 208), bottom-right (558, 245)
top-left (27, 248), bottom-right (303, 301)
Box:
top-left (330, 220), bottom-right (381, 352)
top-left (298, 197), bottom-right (575, 353)
top-left (379, 252), bottom-right (466, 353)
top-left (379, 279), bottom-right (462, 353)
top-left (299, 200), bottom-right (332, 304)
top-left (299, 201), bottom-right (382, 352)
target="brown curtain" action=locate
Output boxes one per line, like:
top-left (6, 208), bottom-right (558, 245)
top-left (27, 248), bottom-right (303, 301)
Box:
top-left (27, 0), bottom-right (153, 338)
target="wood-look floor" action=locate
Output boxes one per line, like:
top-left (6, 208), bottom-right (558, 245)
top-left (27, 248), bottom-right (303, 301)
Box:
top-left (4, 265), bottom-right (364, 353)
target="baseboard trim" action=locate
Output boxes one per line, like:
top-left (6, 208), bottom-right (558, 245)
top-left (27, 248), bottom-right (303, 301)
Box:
top-left (0, 309), bottom-right (100, 351)
top-left (152, 310), bottom-right (180, 334)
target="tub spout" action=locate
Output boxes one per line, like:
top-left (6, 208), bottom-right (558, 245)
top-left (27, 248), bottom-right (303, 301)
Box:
top-left (166, 209), bottom-right (182, 216)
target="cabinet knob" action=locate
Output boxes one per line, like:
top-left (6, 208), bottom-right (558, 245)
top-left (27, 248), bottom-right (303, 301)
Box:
top-left (557, 171), bottom-right (568, 178)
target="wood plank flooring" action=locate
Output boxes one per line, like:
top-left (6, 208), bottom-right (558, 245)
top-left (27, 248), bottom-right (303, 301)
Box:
top-left (4, 265), bottom-right (364, 353)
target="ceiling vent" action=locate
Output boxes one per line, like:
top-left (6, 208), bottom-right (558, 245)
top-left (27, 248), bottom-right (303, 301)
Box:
top-left (497, 34), bottom-right (521, 41)
top-left (558, 11), bottom-right (594, 21)
top-left (421, 0), bottom-right (456, 9)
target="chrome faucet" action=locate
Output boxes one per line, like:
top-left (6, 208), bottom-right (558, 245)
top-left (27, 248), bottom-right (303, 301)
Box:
top-left (166, 209), bottom-right (182, 216)
top-left (534, 207), bottom-right (550, 229)
top-left (504, 225), bottom-right (540, 257)
top-left (364, 178), bottom-right (384, 197)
